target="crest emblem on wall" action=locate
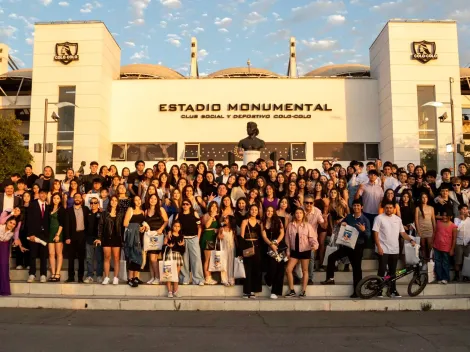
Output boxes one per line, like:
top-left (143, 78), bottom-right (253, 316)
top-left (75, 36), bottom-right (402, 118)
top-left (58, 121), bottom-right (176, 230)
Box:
top-left (54, 42), bottom-right (79, 65)
top-left (412, 40), bottom-right (438, 64)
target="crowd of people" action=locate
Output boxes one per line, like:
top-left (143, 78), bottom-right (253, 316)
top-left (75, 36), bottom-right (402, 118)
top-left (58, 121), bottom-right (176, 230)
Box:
top-left (0, 158), bottom-right (469, 299)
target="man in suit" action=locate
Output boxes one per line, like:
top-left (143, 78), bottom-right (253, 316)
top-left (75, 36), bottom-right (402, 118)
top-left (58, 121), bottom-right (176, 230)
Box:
top-left (64, 192), bottom-right (89, 283)
top-left (0, 184), bottom-right (22, 213)
top-left (216, 165), bottom-right (231, 184)
top-left (27, 189), bottom-right (50, 283)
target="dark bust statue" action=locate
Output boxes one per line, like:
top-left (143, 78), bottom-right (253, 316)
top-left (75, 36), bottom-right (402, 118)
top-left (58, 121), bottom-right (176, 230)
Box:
top-left (238, 122), bottom-right (265, 152)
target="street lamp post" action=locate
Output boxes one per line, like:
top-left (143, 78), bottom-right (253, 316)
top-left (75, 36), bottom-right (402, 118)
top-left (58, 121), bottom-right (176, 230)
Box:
top-left (42, 99), bottom-right (78, 171)
top-left (422, 77), bottom-right (457, 175)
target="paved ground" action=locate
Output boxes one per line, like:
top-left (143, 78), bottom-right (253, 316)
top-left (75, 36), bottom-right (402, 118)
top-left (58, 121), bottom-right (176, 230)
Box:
top-left (0, 309), bottom-right (469, 352)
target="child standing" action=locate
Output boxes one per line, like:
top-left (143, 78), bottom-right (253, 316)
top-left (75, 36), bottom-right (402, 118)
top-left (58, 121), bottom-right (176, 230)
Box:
top-left (164, 221), bottom-right (185, 298)
top-left (433, 210), bottom-right (457, 284)
top-left (218, 215), bottom-right (236, 286)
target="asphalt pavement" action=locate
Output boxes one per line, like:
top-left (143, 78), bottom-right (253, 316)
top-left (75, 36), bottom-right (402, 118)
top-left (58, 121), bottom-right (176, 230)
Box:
top-left (0, 309), bottom-right (469, 352)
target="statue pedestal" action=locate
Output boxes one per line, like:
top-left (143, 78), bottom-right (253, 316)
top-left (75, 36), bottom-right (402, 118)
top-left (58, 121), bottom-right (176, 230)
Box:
top-left (243, 150), bottom-right (261, 165)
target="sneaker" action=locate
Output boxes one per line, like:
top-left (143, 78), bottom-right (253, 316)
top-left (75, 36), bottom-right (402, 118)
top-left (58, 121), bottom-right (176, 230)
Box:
top-left (40, 275), bottom-right (47, 283)
top-left (320, 278), bottom-right (335, 285)
top-left (319, 266), bottom-right (326, 272)
top-left (198, 281), bottom-right (204, 286)
top-left (133, 277), bottom-right (144, 285)
top-left (78, 278), bottom-right (84, 284)
top-left (65, 277), bottom-right (75, 283)
top-left (270, 293), bottom-right (278, 299)
top-left (127, 279), bottom-right (138, 288)
top-left (27, 275), bottom-right (35, 283)
top-left (152, 278), bottom-right (160, 285)
top-left (298, 291), bottom-right (306, 298)
top-left (391, 291), bottom-right (402, 298)
top-left (147, 278), bottom-right (155, 285)
top-left (16, 265), bottom-right (23, 270)
top-left (97, 276), bottom-right (103, 284)
top-left (350, 293), bottom-right (358, 299)
top-left (307, 279), bottom-right (314, 286)
top-left (242, 294), bottom-right (250, 299)
top-left (26, 266), bottom-right (30, 270)
top-left (113, 277), bottom-right (119, 285)
top-left (182, 282), bottom-right (190, 285)
top-left (249, 294), bottom-right (256, 299)
top-left (83, 276), bottom-right (94, 284)
top-left (441, 280), bottom-right (448, 285)
top-left (168, 291), bottom-right (174, 298)
top-left (285, 289), bottom-right (296, 298)
top-left (205, 277), bottom-right (217, 285)
top-left (102, 277), bottom-right (110, 285)
top-left (377, 292), bottom-right (384, 298)
top-left (173, 290), bottom-right (181, 298)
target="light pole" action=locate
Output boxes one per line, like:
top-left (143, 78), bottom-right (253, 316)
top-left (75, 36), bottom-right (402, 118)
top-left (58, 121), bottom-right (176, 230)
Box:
top-left (422, 77), bottom-right (457, 175)
top-left (42, 99), bottom-right (78, 171)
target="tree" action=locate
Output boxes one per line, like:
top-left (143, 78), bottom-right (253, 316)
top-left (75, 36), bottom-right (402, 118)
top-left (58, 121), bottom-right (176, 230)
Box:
top-left (0, 110), bottom-right (33, 181)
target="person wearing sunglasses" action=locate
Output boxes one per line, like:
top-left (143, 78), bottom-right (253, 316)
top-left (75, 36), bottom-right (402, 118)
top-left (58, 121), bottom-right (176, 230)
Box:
top-left (175, 199), bottom-right (204, 285)
top-left (444, 178), bottom-right (469, 220)
top-left (83, 197), bottom-right (104, 284)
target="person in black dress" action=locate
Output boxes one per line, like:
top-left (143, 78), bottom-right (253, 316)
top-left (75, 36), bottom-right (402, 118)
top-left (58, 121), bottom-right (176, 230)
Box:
top-left (399, 190), bottom-right (415, 255)
top-left (95, 195), bottom-right (123, 285)
top-left (261, 206), bottom-right (286, 299)
top-left (240, 204), bottom-right (263, 299)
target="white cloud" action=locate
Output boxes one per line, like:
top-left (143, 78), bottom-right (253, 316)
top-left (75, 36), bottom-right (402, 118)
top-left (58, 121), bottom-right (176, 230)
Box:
top-left (0, 25), bottom-right (18, 38)
top-left (218, 28), bottom-right (229, 33)
top-left (130, 51), bottom-right (149, 60)
top-left (193, 27), bottom-right (204, 33)
top-left (332, 48), bottom-right (356, 54)
top-left (166, 34), bottom-right (182, 47)
top-left (249, 0), bottom-right (277, 12)
top-left (160, 21), bottom-right (168, 28)
top-left (225, 38), bottom-right (232, 43)
top-left (266, 29), bottom-right (290, 40)
top-left (80, 3), bottom-right (94, 13)
top-left (124, 41), bottom-right (136, 47)
top-left (179, 23), bottom-right (189, 28)
top-left (58, 1), bottom-right (69, 5)
top-left (160, 0), bottom-right (182, 9)
top-left (202, 13), bottom-right (208, 17)
top-left (450, 9), bottom-right (470, 20)
top-left (130, 0), bottom-right (151, 16)
top-left (301, 38), bottom-right (337, 50)
top-left (39, 0), bottom-right (52, 6)
top-left (214, 17), bottom-right (232, 27)
top-left (291, 0), bottom-right (345, 22)
top-left (25, 37), bottom-right (34, 45)
top-left (327, 14), bottom-right (345, 24)
top-left (272, 12), bottom-right (282, 21)
top-left (244, 11), bottom-right (267, 25)
top-left (198, 49), bottom-right (209, 59)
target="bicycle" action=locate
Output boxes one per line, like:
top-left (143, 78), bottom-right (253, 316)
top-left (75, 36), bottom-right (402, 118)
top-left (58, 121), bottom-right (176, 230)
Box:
top-left (356, 260), bottom-right (428, 299)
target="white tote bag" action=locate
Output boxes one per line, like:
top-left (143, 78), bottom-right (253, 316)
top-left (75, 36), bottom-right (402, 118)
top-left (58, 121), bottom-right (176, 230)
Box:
top-left (404, 242), bottom-right (421, 265)
top-left (335, 225), bottom-right (359, 249)
top-left (462, 256), bottom-right (470, 278)
top-left (209, 239), bottom-right (227, 272)
top-left (118, 250), bottom-right (128, 281)
top-left (143, 231), bottom-right (164, 252)
top-left (323, 230), bottom-right (338, 266)
top-left (159, 248), bottom-right (178, 283)
top-left (234, 257), bottom-right (246, 279)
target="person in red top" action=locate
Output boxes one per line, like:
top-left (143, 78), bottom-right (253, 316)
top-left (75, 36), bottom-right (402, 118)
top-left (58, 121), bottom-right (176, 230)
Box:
top-left (432, 209), bottom-right (457, 284)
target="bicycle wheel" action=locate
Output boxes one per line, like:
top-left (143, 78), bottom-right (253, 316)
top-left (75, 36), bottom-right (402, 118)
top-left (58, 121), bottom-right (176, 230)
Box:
top-left (407, 272), bottom-right (428, 297)
top-left (356, 275), bottom-right (384, 299)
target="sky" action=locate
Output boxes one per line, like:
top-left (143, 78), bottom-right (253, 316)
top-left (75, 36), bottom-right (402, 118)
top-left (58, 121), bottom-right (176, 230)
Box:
top-left (1, 0), bottom-right (470, 76)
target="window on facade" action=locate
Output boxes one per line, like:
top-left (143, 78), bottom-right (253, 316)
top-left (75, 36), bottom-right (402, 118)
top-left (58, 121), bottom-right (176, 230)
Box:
top-left (184, 144), bottom-right (200, 161)
top-left (56, 86), bottom-right (76, 174)
top-left (313, 143), bottom-right (379, 161)
top-left (110, 143), bottom-right (178, 161)
top-left (417, 86), bottom-right (438, 170)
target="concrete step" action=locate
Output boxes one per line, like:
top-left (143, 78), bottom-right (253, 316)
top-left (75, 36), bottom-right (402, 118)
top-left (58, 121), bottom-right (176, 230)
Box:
top-left (9, 282), bottom-right (470, 298)
top-left (1, 294), bottom-right (469, 311)
top-left (9, 269), bottom-right (427, 285)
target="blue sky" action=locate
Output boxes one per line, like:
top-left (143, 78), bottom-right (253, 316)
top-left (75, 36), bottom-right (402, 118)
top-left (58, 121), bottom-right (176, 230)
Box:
top-left (1, 0), bottom-right (470, 76)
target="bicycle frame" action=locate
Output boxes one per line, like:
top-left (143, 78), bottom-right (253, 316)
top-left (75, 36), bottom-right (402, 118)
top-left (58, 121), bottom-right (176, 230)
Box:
top-left (382, 263), bottom-right (421, 286)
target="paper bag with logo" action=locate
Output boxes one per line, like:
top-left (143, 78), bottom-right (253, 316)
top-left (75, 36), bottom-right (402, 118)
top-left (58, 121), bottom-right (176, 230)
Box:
top-left (462, 256), bottom-right (470, 278)
top-left (404, 242), bottom-right (421, 265)
top-left (209, 239), bottom-right (226, 272)
top-left (323, 229), bottom-right (338, 266)
top-left (159, 247), bottom-right (178, 283)
top-left (335, 225), bottom-right (359, 249)
top-left (234, 257), bottom-right (246, 279)
top-left (118, 250), bottom-right (127, 282)
top-left (143, 231), bottom-right (164, 252)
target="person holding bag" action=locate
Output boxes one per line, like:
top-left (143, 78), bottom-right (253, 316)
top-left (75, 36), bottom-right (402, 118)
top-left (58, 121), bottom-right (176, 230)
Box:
top-left (261, 206), bottom-right (286, 299)
top-left (163, 221), bottom-right (185, 298)
top-left (285, 208), bottom-right (319, 298)
top-left (217, 215), bottom-right (236, 286)
top-left (240, 204), bottom-right (263, 299)
top-left (201, 201), bottom-right (220, 285)
top-left (321, 199), bottom-right (371, 298)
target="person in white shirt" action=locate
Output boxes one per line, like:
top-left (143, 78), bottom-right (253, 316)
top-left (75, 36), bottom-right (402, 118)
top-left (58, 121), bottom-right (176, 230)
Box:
top-left (0, 185), bottom-right (21, 213)
top-left (381, 164), bottom-right (400, 192)
top-left (373, 203), bottom-right (416, 297)
top-left (320, 160), bottom-right (332, 179)
top-left (454, 204), bottom-right (470, 281)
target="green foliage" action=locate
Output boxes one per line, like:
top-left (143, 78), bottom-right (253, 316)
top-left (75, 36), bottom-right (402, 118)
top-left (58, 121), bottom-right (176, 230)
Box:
top-left (0, 110), bottom-right (33, 181)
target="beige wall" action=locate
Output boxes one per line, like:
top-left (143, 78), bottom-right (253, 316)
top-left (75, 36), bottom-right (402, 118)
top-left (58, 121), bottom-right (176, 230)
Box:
top-left (370, 20), bottom-right (463, 170)
top-left (110, 78), bottom-right (380, 168)
top-left (29, 22), bottom-right (120, 173)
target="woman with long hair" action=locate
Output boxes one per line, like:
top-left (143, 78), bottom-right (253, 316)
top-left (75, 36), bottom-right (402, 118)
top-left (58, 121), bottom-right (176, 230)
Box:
top-left (95, 195), bottom-right (123, 285)
top-left (220, 195), bottom-right (235, 218)
top-left (109, 175), bottom-right (121, 197)
top-left (234, 197), bottom-right (248, 232)
top-left (415, 192), bottom-right (436, 261)
top-left (218, 215), bottom-right (236, 286)
top-left (0, 217), bottom-right (20, 296)
top-left (287, 181), bottom-right (300, 215)
top-left (297, 178), bottom-right (307, 203)
top-left (158, 173), bottom-right (171, 201)
top-left (288, 172), bottom-right (298, 184)
top-left (61, 168), bottom-right (75, 193)
top-left (155, 161), bottom-right (167, 179)
top-left (247, 188), bottom-right (263, 216)
top-left (275, 173), bottom-right (287, 199)
top-left (192, 173), bottom-right (205, 198)
top-left (196, 162), bottom-right (207, 177)
top-left (15, 192), bottom-right (31, 270)
top-left (108, 165), bottom-right (119, 178)
top-left (231, 175), bottom-right (249, 204)
top-left (99, 165), bottom-right (110, 189)
top-left (313, 181), bottom-right (326, 201)
top-left (48, 193), bottom-right (65, 282)
top-left (328, 188), bottom-right (349, 237)
top-left (164, 188), bottom-right (182, 225)
top-left (263, 184), bottom-right (279, 211)
top-left (276, 197), bottom-right (292, 229)
top-left (262, 206), bottom-right (285, 299)
top-left (378, 188), bottom-right (401, 216)
top-left (138, 168), bottom-right (154, 201)
top-left (297, 166), bottom-right (307, 180)
top-left (201, 201), bottom-right (220, 285)
top-left (168, 165), bottom-right (181, 188)
top-left (203, 172), bottom-right (218, 201)
top-left (176, 178), bottom-right (188, 194)
top-left (337, 178), bottom-right (349, 206)
top-left (183, 185), bottom-right (206, 217)
top-left (311, 169), bottom-right (321, 185)
top-left (64, 179), bottom-right (79, 208)
top-left (285, 208), bottom-right (318, 297)
top-left (117, 184), bottom-right (131, 217)
top-left (226, 175), bottom-right (237, 196)
top-left (240, 204), bottom-right (263, 298)
top-left (256, 176), bottom-right (267, 198)
top-left (47, 180), bottom-right (62, 204)
top-left (144, 194), bottom-right (169, 285)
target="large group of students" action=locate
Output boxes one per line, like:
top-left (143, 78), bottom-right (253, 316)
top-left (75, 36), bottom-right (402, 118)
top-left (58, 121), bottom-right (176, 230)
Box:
top-left (0, 157), bottom-right (469, 299)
